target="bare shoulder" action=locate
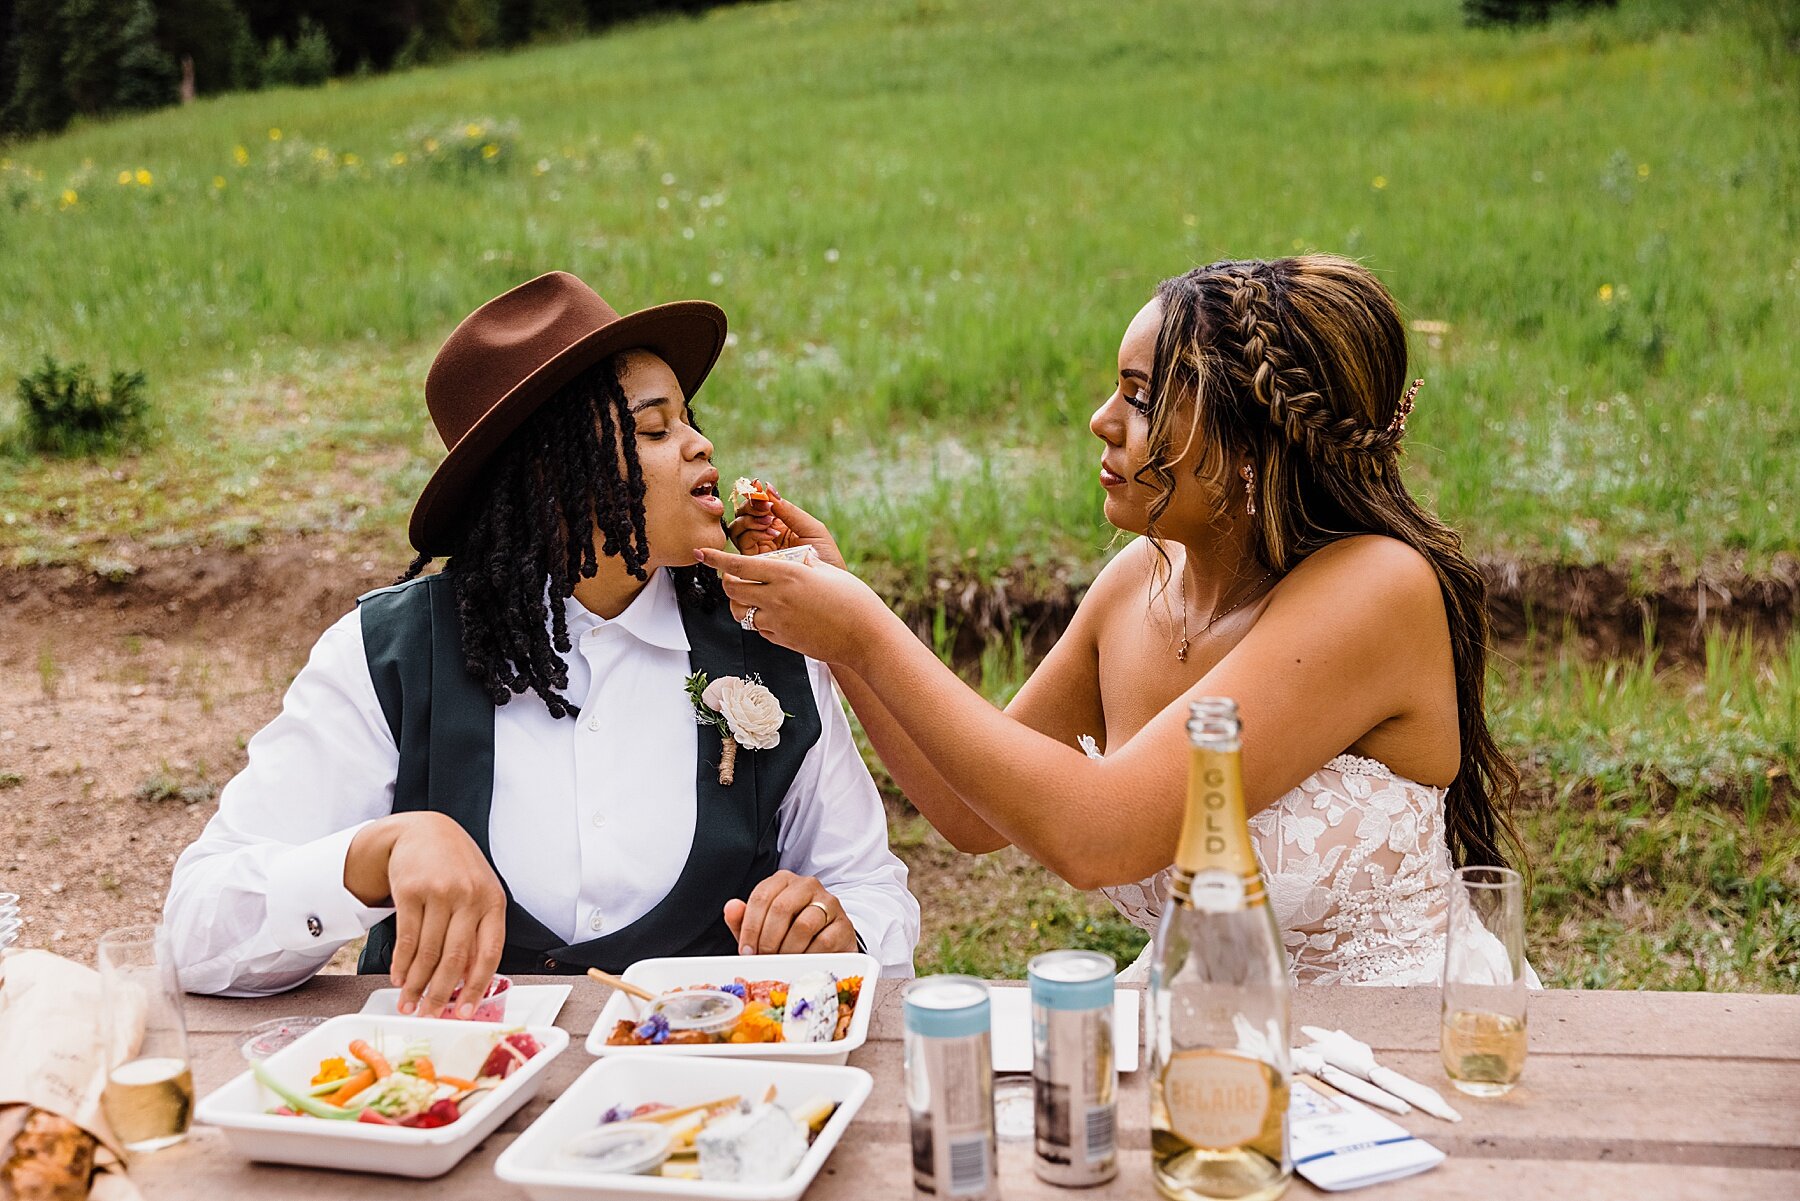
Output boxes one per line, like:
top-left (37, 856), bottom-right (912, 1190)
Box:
top-left (1083, 536), bottom-right (1164, 607)
top-left (1281, 535), bottom-right (1441, 611)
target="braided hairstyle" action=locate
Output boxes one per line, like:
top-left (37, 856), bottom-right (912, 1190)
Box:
top-left (1138, 254), bottom-right (1522, 875)
top-left (397, 354), bottom-right (722, 719)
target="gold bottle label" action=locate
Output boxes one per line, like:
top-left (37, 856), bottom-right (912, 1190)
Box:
top-left (1174, 747), bottom-right (1263, 907)
top-left (1161, 1050), bottom-right (1271, 1150)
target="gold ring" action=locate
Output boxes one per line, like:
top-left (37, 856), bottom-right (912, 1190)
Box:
top-left (805, 900), bottom-right (831, 921)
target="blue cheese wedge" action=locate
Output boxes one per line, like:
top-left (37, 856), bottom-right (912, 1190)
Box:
top-left (780, 971), bottom-right (840, 1044)
top-left (695, 1102), bottom-right (809, 1183)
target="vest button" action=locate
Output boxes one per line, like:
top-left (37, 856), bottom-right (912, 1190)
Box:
top-left (543, 957), bottom-right (559, 971)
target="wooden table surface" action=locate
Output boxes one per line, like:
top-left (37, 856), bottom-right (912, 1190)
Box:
top-left (132, 977), bottom-right (1800, 1200)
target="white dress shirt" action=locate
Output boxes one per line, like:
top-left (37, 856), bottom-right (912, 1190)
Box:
top-left (164, 570), bottom-right (918, 995)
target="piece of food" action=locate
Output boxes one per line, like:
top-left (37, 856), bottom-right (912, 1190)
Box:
top-left (477, 1031), bottom-right (541, 1080)
top-left (444, 975), bottom-right (511, 1022)
top-left (0, 1108), bottom-right (97, 1201)
top-left (695, 1102), bottom-right (810, 1184)
top-left (729, 477), bottom-right (776, 511)
top-left (347, 1039), bottom-right (392, 1080)
top-left (763, 544), bottom-right (820, 566)
top-left (780, 971), bottom-right (840, 1044)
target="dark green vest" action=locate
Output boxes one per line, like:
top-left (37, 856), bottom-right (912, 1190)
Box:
top-left (352, 571), bottom-right (822, 976)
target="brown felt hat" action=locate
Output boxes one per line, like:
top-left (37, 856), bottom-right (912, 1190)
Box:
top-left (409, 270), bottom-right (727, 554)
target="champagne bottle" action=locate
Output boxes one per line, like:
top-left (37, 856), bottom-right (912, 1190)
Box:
top-left (1148, 698), bottom-right (1292, 1201)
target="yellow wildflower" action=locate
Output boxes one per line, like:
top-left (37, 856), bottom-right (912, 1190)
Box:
top-left (1637, 163), bottom-right (1650, 179)
top-left (390, 152), bottom-right (407, 166)
top-left (423, 138), bottom-right (439, 153)
top-left (481, 143), bottom-right (499, 160)
top-left (268, 127), bottom-right (282, 141)
top-left (59, 189), bottom-right (78, 209)
top-left (233, 145), bottom-right (249, 166)
top-left (342, 153), bottom-right (361, 167)
top-left (1597, 284), bottom-right (1615, 304)
top-left (311, 147), bottom-right (330, 163)
top-left (1372, 175), bottom-right (1388, 190)
top-left (464, 123), bottom-right (483, 138)
top-left (135, 169), bottom-right (152, 186)
top-left (117, 170), bottom-right (133, 185)
top-left (212, 176), bottom-right (226, 190)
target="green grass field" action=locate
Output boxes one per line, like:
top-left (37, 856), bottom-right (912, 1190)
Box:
top-left (3, 0), bottom-right (1796, 576)
top-left (2, 0), bottom-right (1796, 989)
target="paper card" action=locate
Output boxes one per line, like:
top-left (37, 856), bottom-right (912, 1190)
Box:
top-left (1291, 1076), bottom-right (1446, 1192)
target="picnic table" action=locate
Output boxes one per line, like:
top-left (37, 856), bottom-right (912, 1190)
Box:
top-left (136, 976), bottom-right (1800, 1200)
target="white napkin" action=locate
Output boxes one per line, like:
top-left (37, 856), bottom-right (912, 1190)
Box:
top-left (1300, 1026), bottom-right (1462, 1123)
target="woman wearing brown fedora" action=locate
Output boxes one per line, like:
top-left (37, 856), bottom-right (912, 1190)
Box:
top-left (163, 271), bottom-right (918, 1014)
top-left (710, 255), bottom-right (1531, 988)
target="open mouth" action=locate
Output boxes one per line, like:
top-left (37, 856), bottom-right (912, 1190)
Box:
top-left (690, 481), bottom-right (718, 499)
top-left (690, 472), bottom-right (725, 516)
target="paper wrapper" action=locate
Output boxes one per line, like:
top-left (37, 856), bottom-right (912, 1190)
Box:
top-left (0, 950), bottom-right (144, 1200)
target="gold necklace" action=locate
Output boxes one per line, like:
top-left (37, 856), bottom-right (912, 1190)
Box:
top-left (1176, 567), bottom-right (1275, 662)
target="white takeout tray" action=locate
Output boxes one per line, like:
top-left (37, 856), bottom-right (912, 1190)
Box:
top-left (988, 985), bottom-right (1142, 1073)
top-left (585, 953), bottom-right (879, 1065)
top-left (195, 1013), bottom-right (569, 1178)
top-left (495, 1055), bottom-right (872, 1201)
top-left (360, 983), bottom-right (573, 1027)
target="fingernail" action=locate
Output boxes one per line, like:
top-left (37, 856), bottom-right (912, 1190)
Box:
top-left (459, 1003), bottom-right (474, 1019)
top-left (398, 999), bottom-right (414, 1015)
top-left (741, 944), bottom-right (755, 956)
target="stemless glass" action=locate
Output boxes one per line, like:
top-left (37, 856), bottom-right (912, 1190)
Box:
top-left (1439, 866), bottom-right (1527, 1097)
top-left (97, 925), bottom-right (194, 1152)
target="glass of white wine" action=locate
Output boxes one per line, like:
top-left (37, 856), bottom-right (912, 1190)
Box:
top-left (1440, 866), bottom-right (1527, 1097)
top-left (97, 925), bottom-right (194, 1153)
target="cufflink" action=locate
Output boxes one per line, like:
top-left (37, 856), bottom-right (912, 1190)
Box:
top-left (306, 914), bottom-right (323, 938)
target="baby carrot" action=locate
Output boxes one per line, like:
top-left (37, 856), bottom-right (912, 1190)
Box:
top-left (348, 1039), bottom-right (393, 1080)
top-left (412, 1056), bottom-right (437, 1083)
top-left (323, 1067), bottom-right (376, 1107)
top-left (435, 1075), bottom-right (477, 1091)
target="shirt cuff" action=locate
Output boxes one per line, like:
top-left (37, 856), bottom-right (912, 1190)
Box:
top-left (264, 821), bottom-right (396, 953)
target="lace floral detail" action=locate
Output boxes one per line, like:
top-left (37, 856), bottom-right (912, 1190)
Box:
top-left (1098, 748), bottom-right (1457, 987)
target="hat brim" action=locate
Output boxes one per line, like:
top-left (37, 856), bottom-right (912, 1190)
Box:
top-left (408, 299), bottom-right (727, 555)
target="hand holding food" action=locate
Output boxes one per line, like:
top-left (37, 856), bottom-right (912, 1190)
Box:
top-left (723, 477), bottom-right (849, 569)
top-left (344, 812), bottom-right (507, 1019)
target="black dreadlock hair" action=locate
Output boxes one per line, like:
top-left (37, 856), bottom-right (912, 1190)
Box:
top-left (397, 354), bottom-right (724, 719)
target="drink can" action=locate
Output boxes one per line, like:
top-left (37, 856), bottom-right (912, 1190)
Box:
top-left (1028, 950), bottom-right (1118, 1185)
top-left (903, 975), bottom-right (998, 1200)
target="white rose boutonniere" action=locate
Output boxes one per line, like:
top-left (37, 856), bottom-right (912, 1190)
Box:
top-left (685, 671), bottom-right (787, 785)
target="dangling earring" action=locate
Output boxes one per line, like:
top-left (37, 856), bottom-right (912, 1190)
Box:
top-left (1240, 464), bottom-right (1257, 517)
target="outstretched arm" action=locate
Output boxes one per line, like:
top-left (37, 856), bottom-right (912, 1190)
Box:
top-left (696, 538), bottom-right (1440, 890)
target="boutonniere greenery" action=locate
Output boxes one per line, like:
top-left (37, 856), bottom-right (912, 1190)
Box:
top-left (685, 671), bottom-right (788, 785)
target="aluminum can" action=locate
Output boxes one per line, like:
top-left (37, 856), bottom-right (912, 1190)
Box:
top-left (903, 975), bottom-right (998, 1199)
top-left (1028, 950), bottom-right (1118, 1185)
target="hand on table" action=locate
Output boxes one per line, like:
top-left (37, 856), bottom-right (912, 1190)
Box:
top-left (723, 870), bottom-right (858, 956)
top-left (345, 811), bottom-right (506, 1019)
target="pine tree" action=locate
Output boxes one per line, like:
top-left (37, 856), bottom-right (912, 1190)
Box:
top-left (288, 14), bottom-right (332, 85)
top-left (2, 0), bottom-right (71, 135)
top-left (61, 0), bottom-right (131, 115)
top-left (114, 0), bottom-right (177, 110)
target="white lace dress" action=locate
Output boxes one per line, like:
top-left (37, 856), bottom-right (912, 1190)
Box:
top-left (1081, 739), bottom-right (1535, 987)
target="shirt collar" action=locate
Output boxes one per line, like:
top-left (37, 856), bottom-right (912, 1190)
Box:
top-left (559, 569), bottom-right (691, 653)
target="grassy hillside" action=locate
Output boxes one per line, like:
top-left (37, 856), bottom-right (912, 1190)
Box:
top-left (2, 0), bottom-right (1795, 579)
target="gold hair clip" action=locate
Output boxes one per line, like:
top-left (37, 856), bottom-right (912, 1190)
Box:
top-left (1387, 378), bottom-right (1424, 435)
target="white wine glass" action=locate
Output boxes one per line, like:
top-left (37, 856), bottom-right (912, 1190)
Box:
top-left (1439, 866), bottom-right (1527, 1097)
top-left (97, 924), bottom-right (194, 1152)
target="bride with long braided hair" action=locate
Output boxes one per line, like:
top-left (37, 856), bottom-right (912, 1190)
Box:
top-left (701, 254), bottom-right (1527, 985)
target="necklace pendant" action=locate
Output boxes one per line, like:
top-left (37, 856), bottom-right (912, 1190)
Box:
top-left (1176, 637), bottom-right (1190, 663)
